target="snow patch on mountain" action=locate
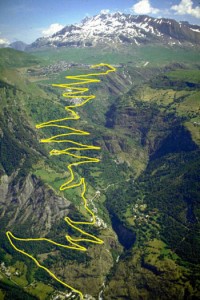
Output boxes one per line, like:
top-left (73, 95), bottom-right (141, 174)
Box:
top-left (28, 13), bottom-right (200, 49)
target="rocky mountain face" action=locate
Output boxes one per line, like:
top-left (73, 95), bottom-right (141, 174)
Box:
top-left (0, 173), bottom-right (71, 237)
top-left (28, 13), bottom-right (200, 50)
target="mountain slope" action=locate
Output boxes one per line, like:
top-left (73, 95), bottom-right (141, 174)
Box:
top-left (9, 41), bottom-right (28, 51)
top-left (0, 47), bottom-right (200, 299)
top-left (103, 68), bottom-right (200, 299)
top-left (0, 49), bottom-right (128, 299)
top-left (28, 13), bottom-right (200, 50)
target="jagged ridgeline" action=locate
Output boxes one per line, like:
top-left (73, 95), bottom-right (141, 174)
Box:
top-left (27, 13), bottom-right (200, 49)
top-left (0, 46), bottom-right (200, 299)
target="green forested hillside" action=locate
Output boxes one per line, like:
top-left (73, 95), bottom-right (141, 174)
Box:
top-left (103, 66), bottom-right (200, 299)
top-left (0, 48), bottom-right (199, 299)
top-left (0, 48), bottom-right (40, 69)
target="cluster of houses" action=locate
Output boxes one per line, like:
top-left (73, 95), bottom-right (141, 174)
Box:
top-left (132, 203), bottom-right (150, 224)
top-left (27, 62), bottom-right (91, 77)
top-left (132, 202), bottom-right (159, 230)
top-left (27, 62), bottom-right (123, 78)
top-left (52, 290), bottom-right (95, 300)
top-left (0, 262), bottom-right (11, 278)
top-left (0, 262), bottom-right (20, 279)
top-left (88, 191), bottom-right (107, 229)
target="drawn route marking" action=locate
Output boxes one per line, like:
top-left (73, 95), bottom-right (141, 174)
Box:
top-left (6, 63), bottom-right (116, 299)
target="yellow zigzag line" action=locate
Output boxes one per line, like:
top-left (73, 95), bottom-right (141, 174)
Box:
top-left (6, 63), bottom-right (116, 299)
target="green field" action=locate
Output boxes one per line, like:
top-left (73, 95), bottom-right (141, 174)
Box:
top-left (0, 48), bottom-right (39, 69)
top-left (167, 69), bottom-right (200, 83)
top-left (30, 45), bottom-right (200, 67)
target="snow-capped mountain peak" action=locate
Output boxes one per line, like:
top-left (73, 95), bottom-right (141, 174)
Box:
top-left (29, 13), bottom-right (200, 49)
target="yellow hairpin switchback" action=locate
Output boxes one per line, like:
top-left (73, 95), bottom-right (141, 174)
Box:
top-left (6, 63), bottom-right (116, 299)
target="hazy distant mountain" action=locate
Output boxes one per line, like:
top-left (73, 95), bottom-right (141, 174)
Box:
top-left (28, 13), bottom-right (200, 50)
top-left (9, 41), bottom-right (28, 51)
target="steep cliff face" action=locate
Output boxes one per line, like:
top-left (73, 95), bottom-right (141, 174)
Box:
top-left (0, 173), bottom-right (70, 236)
